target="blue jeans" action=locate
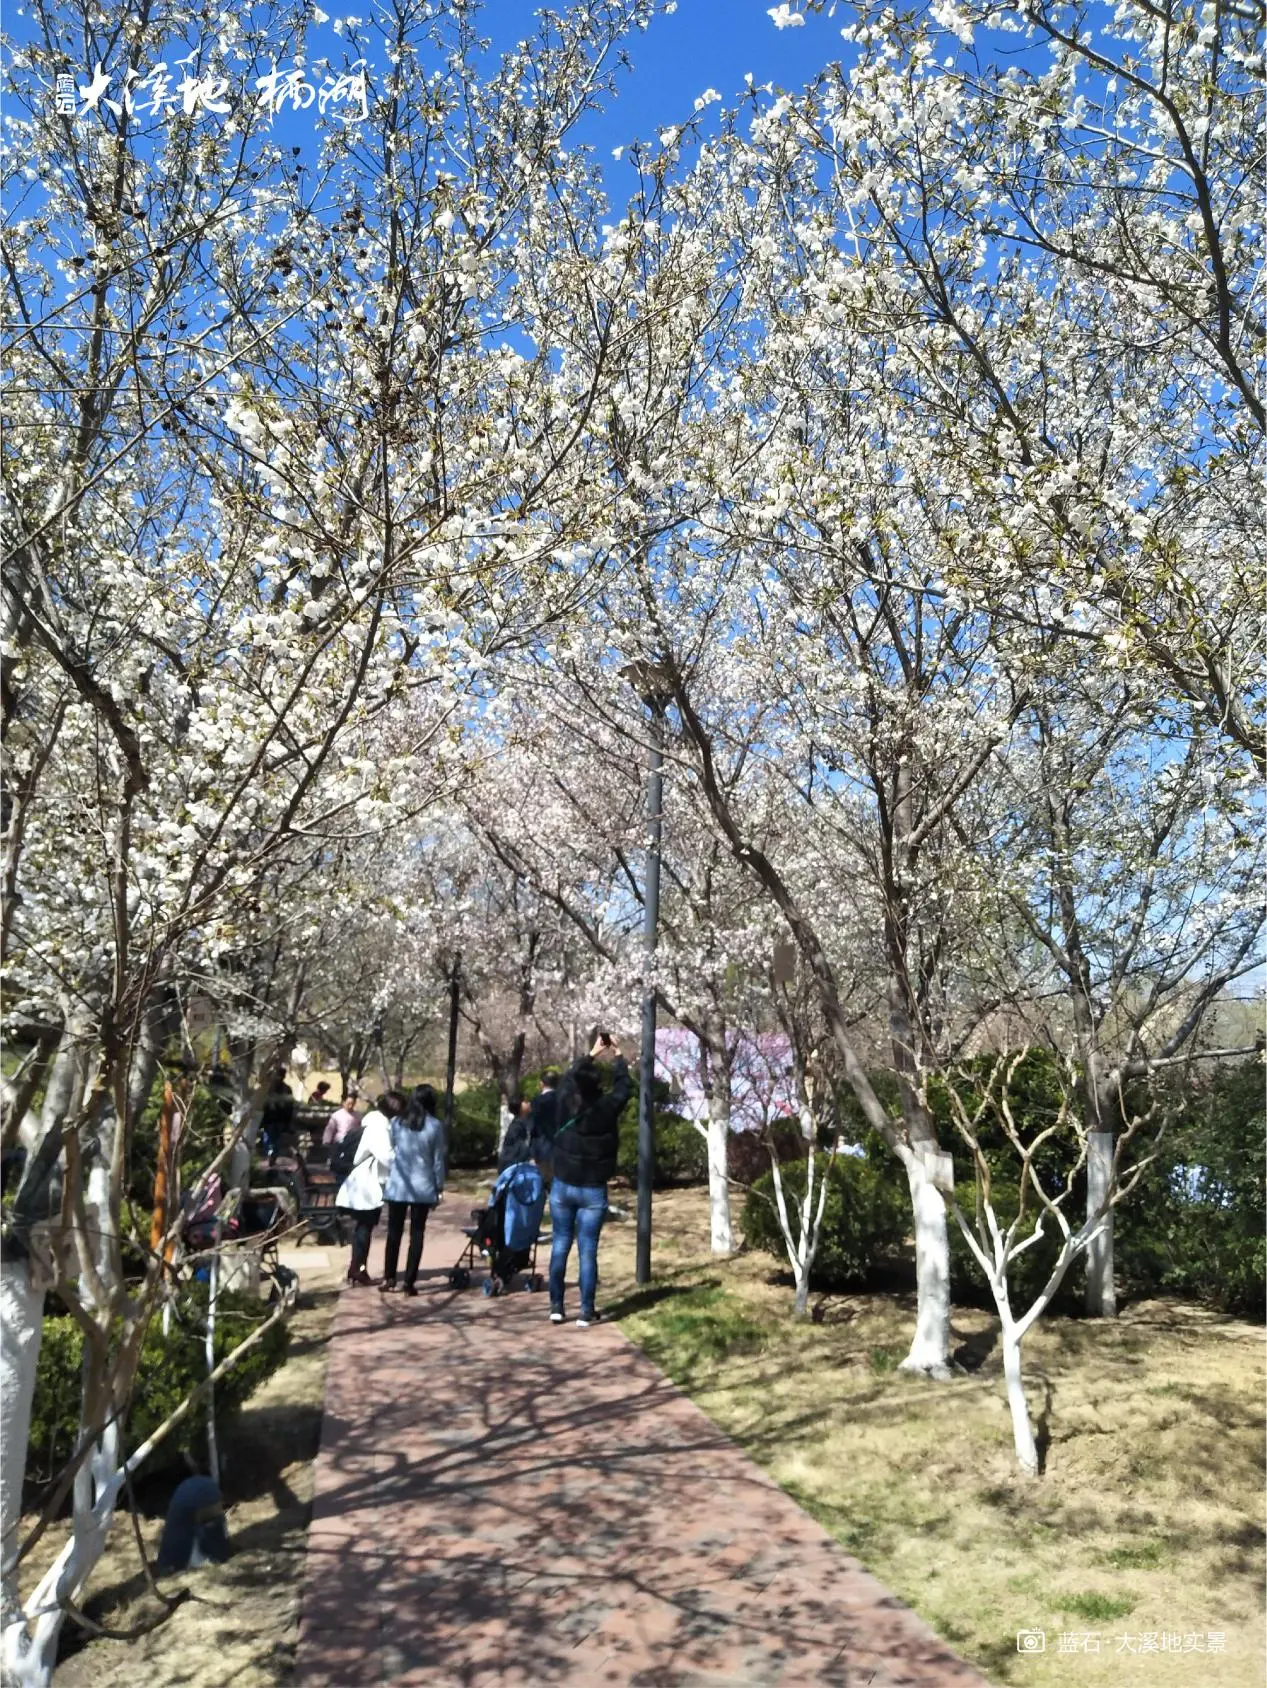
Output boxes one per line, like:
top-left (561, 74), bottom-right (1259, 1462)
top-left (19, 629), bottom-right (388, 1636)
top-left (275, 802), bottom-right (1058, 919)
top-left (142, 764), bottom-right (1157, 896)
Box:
top-left (549, 1180), bottom-right (607, 1315)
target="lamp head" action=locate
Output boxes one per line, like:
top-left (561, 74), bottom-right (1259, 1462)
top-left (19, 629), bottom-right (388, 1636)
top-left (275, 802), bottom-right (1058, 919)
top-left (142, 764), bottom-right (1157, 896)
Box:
top-left (619, 658), bottom-right (673, 709)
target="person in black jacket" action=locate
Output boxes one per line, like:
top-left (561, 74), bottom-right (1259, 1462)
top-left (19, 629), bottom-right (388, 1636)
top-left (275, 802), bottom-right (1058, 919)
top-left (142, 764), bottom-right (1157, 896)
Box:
top-left (547, 1037), bottom-right (632, 1327)
top-left (496, 1096), bottom-right (537, 1173)
top-left (258, 1069), bottom-right (296, 1165)
top-left (529, 1068), bottom-right (561, 1180)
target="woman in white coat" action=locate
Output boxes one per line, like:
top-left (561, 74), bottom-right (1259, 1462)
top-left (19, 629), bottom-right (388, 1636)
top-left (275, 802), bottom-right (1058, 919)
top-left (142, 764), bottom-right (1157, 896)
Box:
top-left (336, 1091), bottom-right (402, 1285)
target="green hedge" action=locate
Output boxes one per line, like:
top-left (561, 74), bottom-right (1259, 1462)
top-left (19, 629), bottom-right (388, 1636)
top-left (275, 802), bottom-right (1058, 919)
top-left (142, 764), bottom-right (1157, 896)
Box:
top-left (27, 1287), bottom-right (289, 1493)
top-left (614, 1073), bottom-right (709, 1187)
top-left (1114, 1060), bottom-right (1265, 1319)
top-left (740, 1149), bottom-right (908, 1289)
top-left (930, 1053), bottom-right (1266, 1319)
top-left (928, 1054), bottom-right (1087, 1313)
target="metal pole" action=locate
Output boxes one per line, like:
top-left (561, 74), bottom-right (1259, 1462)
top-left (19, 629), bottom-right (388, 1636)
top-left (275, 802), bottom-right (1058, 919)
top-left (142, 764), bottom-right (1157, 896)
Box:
top-left (636, 704), bottom-right (664, 1286)
top-left (205, 1225), bottom-right (221, 1486)
top-left (443, 957), bottom-right (461, 1149)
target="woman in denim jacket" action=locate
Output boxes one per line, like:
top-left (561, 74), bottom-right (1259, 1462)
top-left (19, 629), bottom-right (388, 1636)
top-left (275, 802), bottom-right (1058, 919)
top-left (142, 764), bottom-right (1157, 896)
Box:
top-left (380, 1084), bottom-right (447, 1296)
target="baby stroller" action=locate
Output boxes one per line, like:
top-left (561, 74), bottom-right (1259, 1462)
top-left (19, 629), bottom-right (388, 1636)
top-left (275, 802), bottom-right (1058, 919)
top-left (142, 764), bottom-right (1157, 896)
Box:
top-left (450, 1161), bottom-right (548, 1296)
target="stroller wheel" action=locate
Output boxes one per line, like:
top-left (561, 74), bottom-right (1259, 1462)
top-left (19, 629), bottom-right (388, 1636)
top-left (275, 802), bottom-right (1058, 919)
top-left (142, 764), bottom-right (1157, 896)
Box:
top-left (449, 1268), bottom-right (470, 1290)
top-left (523, 1275), bottom-right (542, 1293)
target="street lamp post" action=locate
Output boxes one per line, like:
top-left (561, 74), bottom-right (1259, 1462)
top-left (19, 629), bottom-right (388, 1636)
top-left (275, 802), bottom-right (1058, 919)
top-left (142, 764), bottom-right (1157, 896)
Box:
top-left (636, 699), bottom-right (665, 1286)
top-left (442, 955), bottom-right (461, 1151)
top-left (622, 660), bottom-right (671, 1288)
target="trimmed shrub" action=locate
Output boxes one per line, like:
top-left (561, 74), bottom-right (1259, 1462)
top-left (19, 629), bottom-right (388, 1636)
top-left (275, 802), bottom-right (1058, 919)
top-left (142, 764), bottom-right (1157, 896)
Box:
top-left (27, 1286), bottom-right (289, 1494)
top-left (616, 1101), bottom-right (708, 1187)
top-left (1114, 1059), bottom-right (1265, 1319)
top-left (740, 1150), bottom-right (908, 1290)
top-left (727, 1120), bottom-right (810, 1188)
top-left (653, 1113), bottom-right (710, 1186)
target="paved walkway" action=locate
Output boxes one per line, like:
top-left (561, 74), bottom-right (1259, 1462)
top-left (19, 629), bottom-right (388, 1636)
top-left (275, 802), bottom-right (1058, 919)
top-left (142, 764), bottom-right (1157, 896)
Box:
top-left (294, 1206), bottom-right (987, 1688)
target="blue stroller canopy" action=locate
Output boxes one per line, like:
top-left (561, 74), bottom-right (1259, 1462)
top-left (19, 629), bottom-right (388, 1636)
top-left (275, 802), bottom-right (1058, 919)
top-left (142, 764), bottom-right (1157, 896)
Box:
top-left (493, 1161), bottom-right (546, 1251)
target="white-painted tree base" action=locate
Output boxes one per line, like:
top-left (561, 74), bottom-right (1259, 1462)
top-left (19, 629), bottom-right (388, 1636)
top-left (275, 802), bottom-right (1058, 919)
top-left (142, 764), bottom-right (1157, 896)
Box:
top-left (1, 1262), bottom-right (45, 1641)
top-left (1084, 1131), bottom-right (1116, 1317)
top-left (706, 1113), bottom-right (733, 1256)
top-left (897, 1150), bottom-right (952, 1378)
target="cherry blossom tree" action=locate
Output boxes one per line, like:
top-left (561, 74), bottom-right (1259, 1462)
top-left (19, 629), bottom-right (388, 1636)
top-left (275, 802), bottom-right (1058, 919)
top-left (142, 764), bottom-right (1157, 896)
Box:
top-left (959, 658), bottom-right (1264, 1314)
top-left (1, 0), bottom-right (670, 1673)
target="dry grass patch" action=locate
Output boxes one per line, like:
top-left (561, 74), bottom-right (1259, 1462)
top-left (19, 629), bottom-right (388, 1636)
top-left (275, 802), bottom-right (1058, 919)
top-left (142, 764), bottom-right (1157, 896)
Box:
top-left (598, 1184), bottom-right (1266, 1688)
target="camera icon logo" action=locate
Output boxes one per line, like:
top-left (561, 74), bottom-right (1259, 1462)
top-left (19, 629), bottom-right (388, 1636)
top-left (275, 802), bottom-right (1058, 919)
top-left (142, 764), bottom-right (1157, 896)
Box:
top-left (1016, 1630), bottom-right (1046, 1654)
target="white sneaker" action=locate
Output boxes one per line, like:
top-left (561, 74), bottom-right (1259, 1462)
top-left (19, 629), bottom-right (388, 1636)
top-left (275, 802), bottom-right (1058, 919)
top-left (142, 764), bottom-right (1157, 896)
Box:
top-left (575, 1311), bottom-right (598, 1329)
top-left (549, 1308), bottom-right (564, 1324)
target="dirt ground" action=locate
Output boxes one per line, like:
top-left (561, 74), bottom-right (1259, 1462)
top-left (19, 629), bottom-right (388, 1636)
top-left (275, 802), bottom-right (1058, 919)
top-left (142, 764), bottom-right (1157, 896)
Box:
top-left (598, 1186), bottom-right (1267, 1688)
top-left (25, 1252), bottom-right (340, 1688)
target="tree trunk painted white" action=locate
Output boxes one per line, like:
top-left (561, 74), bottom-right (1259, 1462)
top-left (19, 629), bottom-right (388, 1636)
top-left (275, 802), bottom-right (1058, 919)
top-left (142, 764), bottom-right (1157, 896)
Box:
top-left (1084, 1130), bottom-right (1116, 1317)
top-left (768, 1111), bottom-right (835, 1319)
top-left (692, 1032), bottom-right (733, 1256)
top-left (951, 1186), bottom-right (1117, 1475)
top-left (768, 1151), bottom-right (808, 1312)
top-left (705, 1100), bottom-right (732, 1256)
top-left (950, 1201), bottom-right (1043, 1477)
top-left (2, 1025), bottom-right (88, 1657)
top-left (898, 1149), bottom-right (952, 1378)
top-left (4, 1276), bottom-right (297, 1682)
top-left (1001, 1323), bottom-right (1039, 1477)
top-left (5, 1409), bottom-right (123, 1687)
top-left (6, 1094), bottom-right (129, 1682)
top-left (1, 1263), bottom-right (45, 1626)
top-left (794, 1128), bottom-right (814, 1318)
top-left (7, 1073), bottom-right (141, 1682)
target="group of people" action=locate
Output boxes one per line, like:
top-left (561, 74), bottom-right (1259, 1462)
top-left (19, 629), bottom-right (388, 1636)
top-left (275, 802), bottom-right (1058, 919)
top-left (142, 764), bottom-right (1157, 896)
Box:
top-left (322, 1085), bottom-right (447, 1295)
top-left (309, 1033), bottom-right (632, 1325)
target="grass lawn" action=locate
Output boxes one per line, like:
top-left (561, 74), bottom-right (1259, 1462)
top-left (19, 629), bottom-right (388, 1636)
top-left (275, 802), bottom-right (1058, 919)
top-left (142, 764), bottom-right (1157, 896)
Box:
top-left (593, 1182), bottom-right (1265, 1688)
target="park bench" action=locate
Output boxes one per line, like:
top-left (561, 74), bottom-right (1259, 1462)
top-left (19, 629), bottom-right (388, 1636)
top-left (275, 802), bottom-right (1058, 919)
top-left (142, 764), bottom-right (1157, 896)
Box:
top-left (254, 1151), bottom-right (347, 1246)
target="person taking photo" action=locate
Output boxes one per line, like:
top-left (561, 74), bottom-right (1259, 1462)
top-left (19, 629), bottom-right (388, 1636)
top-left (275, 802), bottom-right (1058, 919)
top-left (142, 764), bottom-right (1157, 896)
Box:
top-left (548, 1035), bottom-right (631, 1328)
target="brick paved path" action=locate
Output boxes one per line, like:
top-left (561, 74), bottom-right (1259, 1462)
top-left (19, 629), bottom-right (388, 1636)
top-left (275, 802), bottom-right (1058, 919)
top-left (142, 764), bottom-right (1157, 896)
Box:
top-left (295, 1206), bottom-right (987, 1688)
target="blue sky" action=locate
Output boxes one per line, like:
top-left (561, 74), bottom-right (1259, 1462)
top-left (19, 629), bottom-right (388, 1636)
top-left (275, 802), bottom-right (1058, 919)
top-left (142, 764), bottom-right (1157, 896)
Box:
top-left (551, 0), bottom-right (845, 154)
top-left (293, 0), bottom-right (850, 178)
